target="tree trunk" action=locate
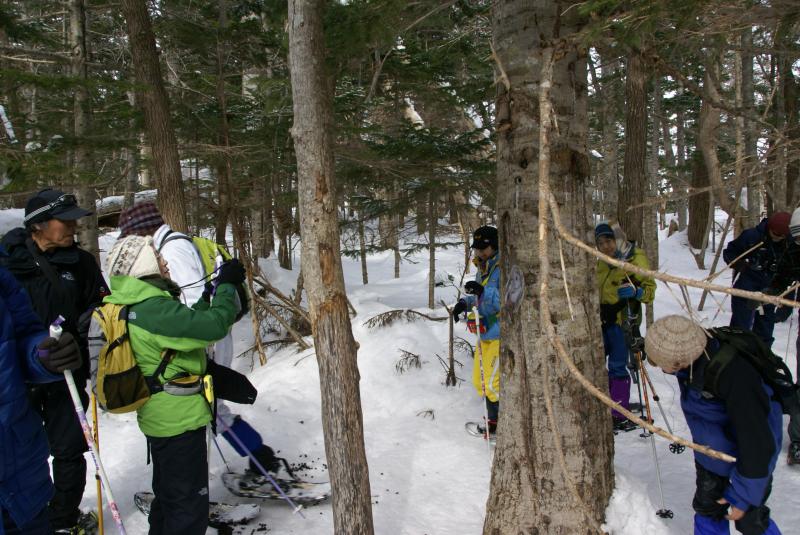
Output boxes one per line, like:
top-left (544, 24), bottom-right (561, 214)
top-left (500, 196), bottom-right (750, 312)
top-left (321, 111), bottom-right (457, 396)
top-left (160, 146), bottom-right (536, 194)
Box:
top-left (121, 0), bottom-right (188, 232)
top-left (70, 0), bottom-right (99, 261)
top-left (741, 26), bottom-right (759, 230)
top-left (214, 0), bottom-right (232, 245)
top-left (619, 52), bottom-right (647, 245)
top-left (358, 215), bottom-right (368, 284)
top-left (486, 2), bottom-right (613, 532)
top-left (676, 87), bottom-right (688, 231)
top-left (287, 1), bottom-right (374, 533)
top-left (428, 190), bottom-right (435, 309)
top-left (598, 51), bottom-right (620, 221)
top-left (688, 151), bottom-right (711, 269)
top-left (644, 78), bottom-right (661, 326)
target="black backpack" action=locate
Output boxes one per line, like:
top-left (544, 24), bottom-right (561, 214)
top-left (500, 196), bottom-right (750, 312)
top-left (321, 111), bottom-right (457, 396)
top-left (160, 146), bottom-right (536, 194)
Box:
top-left (703, 326), bottom-right (799, 414)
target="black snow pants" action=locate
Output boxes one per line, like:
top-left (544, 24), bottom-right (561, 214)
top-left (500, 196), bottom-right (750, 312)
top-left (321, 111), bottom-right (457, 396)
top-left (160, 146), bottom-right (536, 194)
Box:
top-left (147, 426), bottom-right (209, 535)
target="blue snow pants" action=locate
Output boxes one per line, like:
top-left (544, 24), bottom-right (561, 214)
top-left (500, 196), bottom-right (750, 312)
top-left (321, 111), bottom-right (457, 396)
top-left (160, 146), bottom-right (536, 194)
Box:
top-left (602, 323), bottom-right (629, 379)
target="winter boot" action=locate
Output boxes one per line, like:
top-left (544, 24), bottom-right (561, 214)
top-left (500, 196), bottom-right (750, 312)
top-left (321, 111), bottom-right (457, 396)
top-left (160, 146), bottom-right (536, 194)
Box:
top-left (53, 511), bottom-right (98, 535)
top-left (608, 376), bottom-right (631, 420)
top-left (788, 442), bottom-right (800, 465)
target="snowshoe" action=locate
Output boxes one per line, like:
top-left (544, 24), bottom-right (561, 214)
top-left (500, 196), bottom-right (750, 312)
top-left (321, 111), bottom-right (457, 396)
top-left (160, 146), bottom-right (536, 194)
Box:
top-left (465, 421), bottom-right (497, 444)
top-left (612, 417), bottom-right (639, 434)
top-left (133, 491), bottom-right (260, 529)
top-left (788, 442), bottom-right (800, 465)
top-left (53, 511), bottom-right (98, 535)
top-left (222, 471), bottom-right (331, 505)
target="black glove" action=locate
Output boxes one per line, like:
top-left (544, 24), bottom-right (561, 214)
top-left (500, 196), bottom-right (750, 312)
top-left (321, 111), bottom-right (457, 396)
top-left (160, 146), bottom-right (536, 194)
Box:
top-left (201, 281), bottom-right (214, 302)
top-left (234, 283), bottom-right (250, 322)
top-left (38, 332), bottom-right (82, 373)
top-left (464, 281), bottom-right (483, 297)
top-left (216, 259), bottom-right (246, 287)
top-left (452, 299), bottom-right (467, 322)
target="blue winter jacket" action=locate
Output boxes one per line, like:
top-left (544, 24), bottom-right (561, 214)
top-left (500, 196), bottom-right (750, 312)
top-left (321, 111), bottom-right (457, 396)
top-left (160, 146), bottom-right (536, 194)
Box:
top-left (677, 340), bottom-right (783, 512)
top-left (0, 253), bottom-right (61, 533)
top-left (463, 253), bottom-right (501, 341)
top-left (723, 218), bottom-right (788, 292)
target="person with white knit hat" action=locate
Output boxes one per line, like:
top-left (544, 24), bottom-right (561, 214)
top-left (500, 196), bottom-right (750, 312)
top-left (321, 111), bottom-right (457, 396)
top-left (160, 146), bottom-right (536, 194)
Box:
top-left (93, 235), bottom-right (245, 535)
top-left (646, 315), bottom-right (783, 535)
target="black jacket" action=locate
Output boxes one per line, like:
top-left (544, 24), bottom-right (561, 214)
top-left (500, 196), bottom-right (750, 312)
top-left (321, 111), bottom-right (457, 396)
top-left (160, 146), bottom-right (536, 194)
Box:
top-left (0, 227), bottom-right (108, 381)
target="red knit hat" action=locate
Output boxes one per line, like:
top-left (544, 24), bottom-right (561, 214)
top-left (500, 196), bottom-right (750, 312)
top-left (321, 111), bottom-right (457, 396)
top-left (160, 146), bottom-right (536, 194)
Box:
top-left (118, 202), bottom-right (165, 237)
top-left (768, 211), bottom-right (791, 238)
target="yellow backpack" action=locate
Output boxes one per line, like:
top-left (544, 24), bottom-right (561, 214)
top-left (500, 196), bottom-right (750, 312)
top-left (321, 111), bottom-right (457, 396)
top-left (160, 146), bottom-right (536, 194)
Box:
top-left (92, 303), bottom-right (151, 413)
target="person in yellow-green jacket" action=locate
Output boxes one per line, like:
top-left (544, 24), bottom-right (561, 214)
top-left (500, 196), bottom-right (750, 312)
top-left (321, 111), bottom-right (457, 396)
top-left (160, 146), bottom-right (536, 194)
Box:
top-left (101, 235), bottom-right (243, 535)
top-left (452, 226), bottom-right (501, 438)
top-left (595, 222), bottom-right (656, 432)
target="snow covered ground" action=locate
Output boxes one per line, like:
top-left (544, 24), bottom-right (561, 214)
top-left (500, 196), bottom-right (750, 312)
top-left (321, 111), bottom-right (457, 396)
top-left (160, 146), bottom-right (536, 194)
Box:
top-left (64, 215), bottom-right (800, 534)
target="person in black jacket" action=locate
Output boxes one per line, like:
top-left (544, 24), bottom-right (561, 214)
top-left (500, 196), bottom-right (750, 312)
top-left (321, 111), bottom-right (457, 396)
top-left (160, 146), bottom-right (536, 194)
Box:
top-left (645, 316), bottom-right (782, 535)
top-left (0, 189), bottom-right (108, 534)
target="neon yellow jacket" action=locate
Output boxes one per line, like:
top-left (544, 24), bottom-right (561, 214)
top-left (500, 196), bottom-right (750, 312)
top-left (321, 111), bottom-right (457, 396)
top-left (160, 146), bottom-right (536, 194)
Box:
top-left (597, 246), bottom-right (656, 326)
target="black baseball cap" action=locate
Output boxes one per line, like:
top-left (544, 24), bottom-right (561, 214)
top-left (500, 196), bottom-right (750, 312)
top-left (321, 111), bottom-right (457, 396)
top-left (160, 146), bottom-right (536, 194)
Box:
top-left (24, 188), bottom-right (92, 226)
top-left (470, 225), bottom-right (498, 249)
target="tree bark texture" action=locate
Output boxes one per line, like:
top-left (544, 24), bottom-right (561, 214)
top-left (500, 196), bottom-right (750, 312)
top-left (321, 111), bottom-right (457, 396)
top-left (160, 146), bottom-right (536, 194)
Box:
top-left (486, 2), bottom-right (614, 533)
top-left (598, 52), bottom-right (620, 221)
top-left (619, 52), bottom-right (647, 245)
top-left (428, 190), bottom-right (436, 309)
top-left (121, 0), bottom-right (188, 232)
top-left (287, 1), bottom-right (374, 533)
top-left (688, 151), bottom-right (711, 269)
top-left (741, 27), bottom-right (760, 229)
top-left (676, 87), bottom-right (689, 231)
top-left (70, 0), bottom-right (99, 261)
top-left (645, 79), bottom-right (661, 326)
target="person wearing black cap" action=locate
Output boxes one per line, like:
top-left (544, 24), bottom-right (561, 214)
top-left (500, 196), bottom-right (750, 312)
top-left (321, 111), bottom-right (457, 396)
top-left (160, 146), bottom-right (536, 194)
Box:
top-left (723, 212), bottom-right (790, 348)
top-left (595, 221), bottom-right (656, 432)
top-left (0, 188), bottom-right (108, 534)
top-left (452, 225), bottom-right (501, 437)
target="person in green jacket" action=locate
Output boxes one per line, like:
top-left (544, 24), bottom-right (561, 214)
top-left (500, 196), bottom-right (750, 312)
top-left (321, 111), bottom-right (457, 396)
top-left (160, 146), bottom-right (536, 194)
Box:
top-left (595, 222), bottom-right (656, 432)
top-left (103, 235), bottom-right (244, 535)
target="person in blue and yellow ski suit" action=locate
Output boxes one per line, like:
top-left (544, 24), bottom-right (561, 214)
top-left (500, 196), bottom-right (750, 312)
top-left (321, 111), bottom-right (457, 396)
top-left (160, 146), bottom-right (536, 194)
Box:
top-left (453, 226), bottom-right (501, 435)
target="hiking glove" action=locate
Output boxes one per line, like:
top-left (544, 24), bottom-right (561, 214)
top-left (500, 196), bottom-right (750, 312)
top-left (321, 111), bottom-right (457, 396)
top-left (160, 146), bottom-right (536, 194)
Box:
top-left (217, 258), bottom-right (246, 287)
top-left (617, 285), bottom-right (643, 300)
top-left (38, 332), bottom-right (82, 373)
top-left (464, 281), bottom-right (483, 297)
top-left (452, 299), bottom-right (467, 322)
top-left (775, 305), bottom-right (793, 323)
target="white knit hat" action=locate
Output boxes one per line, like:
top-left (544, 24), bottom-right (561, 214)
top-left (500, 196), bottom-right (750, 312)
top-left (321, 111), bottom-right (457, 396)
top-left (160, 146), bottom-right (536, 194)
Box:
top-left (790, 207), bottom-right (800, 239)
top-left (106, 235), bottom-right (161, 279)
top-left (644, 315), bottom-right (707, 369)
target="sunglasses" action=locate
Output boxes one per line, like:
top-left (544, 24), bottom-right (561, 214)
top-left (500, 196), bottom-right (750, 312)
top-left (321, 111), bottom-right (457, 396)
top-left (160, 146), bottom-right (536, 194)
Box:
top-left (24, 194), bottom-right (78, 224)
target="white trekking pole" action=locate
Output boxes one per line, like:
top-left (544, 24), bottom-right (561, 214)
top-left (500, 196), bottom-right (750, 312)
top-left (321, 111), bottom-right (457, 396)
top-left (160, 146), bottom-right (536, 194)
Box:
top-left (472, 307), bottom-right (493, 465)
top-left (48, 316), bottom-right (127, 535)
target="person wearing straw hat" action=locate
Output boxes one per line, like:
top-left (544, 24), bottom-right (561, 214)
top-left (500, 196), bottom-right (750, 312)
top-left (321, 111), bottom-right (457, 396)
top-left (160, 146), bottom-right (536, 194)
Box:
top-left (595, 221), bottom-right (656, 432)
top-left (645, 315), bottom-right (782, 535)
top-left (723, 212), bottom-right (791, 347)
top-left (100, 235), bottom-right (244, 535)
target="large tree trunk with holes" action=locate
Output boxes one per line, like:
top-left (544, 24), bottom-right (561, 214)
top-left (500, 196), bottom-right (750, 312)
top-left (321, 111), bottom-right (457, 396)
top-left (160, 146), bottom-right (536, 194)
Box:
top-left (121, 0), bottom-right (188, 232)
top-left (688, 151), bottom-right (712, 269)
top-left (287, 1), bottom-right (374, 533)
top-left (619, 52), bottom-right (647, 245)
top-left (485, 2), bottom-right (613, 532)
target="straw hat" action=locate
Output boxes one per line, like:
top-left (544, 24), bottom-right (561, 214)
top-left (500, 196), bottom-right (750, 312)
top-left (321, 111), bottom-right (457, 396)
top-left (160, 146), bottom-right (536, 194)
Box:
top-left (644, 315), bottom-right (707, 369)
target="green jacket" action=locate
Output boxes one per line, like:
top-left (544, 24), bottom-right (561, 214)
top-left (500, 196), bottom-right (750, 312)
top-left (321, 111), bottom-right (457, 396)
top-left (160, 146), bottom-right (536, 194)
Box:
top-left (597, 246), bottom-right (656, 326)
top-left (103, 275), bottom-right (238, 437)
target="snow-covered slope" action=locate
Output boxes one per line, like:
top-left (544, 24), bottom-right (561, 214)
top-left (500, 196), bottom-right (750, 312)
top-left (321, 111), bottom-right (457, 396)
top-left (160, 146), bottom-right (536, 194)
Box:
top-left (75, 217), bottom-right (800, 534)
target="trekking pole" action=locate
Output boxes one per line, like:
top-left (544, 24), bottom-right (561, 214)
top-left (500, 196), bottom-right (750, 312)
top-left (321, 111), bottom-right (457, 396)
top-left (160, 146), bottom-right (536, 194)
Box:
top-left (625, 302), bottom-right (647, 423)
top-left (639, 361), bottom-right (685, 454)
top-left (47, 317), bottom-right (127, 535)
top-left (472, 307), bottom-right (493, 466)
top-left (91, 393), bottom-right (105, 535)
top-left (215, 417), bottom-right (306, 517)
top-left (635, 351), bottom-right (673, 519)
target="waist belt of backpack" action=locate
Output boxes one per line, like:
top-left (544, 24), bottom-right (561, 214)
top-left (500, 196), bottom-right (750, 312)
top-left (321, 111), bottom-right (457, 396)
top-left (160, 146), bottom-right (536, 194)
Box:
top-left (145, 349), bottom-right (204, 396)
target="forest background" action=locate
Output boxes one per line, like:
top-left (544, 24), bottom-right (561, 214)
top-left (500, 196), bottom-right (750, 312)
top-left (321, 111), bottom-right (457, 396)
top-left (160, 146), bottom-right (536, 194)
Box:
top-left (0, 0), bottom-right (798, 533)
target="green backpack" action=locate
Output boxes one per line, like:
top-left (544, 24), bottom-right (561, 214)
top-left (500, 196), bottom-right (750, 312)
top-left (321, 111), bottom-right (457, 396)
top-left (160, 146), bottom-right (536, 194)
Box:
top-left (158, 231), bottom-right (232, 278)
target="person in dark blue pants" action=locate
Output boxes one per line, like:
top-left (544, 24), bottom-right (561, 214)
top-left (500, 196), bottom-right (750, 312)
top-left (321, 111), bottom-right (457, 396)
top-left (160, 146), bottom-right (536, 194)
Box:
top-left (0, 249), bottom-right (83, 535)
top-left (645, 315), bottom-right (782, 535)
top-left (723, 212), bottom-right (790, 347)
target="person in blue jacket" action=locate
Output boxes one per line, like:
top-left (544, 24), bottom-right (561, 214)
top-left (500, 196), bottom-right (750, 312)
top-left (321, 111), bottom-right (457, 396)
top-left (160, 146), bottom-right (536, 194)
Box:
top-left (452, 226), bottom-right (501, 436)
top-left (723, 212), bottom-right (790, 347)
top-left (0, 251), bottom-right (83, 535)
top-left (645, 315), bottom-right (782, 535)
